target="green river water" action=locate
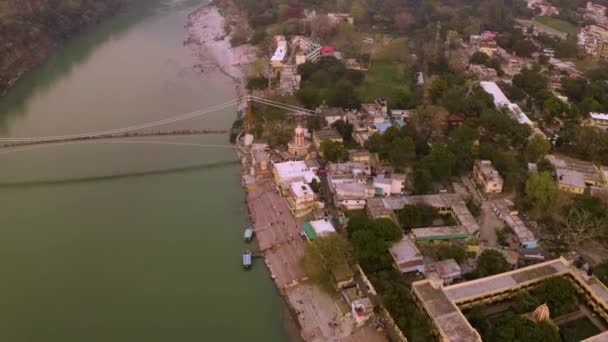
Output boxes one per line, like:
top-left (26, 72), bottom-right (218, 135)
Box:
top-left (0, 0), bottom-right (290, 341)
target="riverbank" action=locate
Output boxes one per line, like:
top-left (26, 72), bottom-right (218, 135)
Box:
top-left (0, 0), bottom-right (137, 97)
top-left (185, 4), bottom-right (257, 99)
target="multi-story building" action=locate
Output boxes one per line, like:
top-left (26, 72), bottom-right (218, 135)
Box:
top-left (286, 181), bottom-right (315, 217)
top-left (588, 112), bottom-right (608, 127)
top-left (583, 2), bottom-right (607, 25)
top-left (545, 154), bottom-right (604, 194)
top-left (472, 160), bottom-right (504, 194)
top-left (412, 257), bottom-right (608, 342)
top-left (579, 24), bottom-right (608, 59)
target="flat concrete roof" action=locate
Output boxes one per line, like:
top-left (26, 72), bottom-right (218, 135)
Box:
top-left (412, 258), bottom-right (573, 342)
top-left (412, 226), bottom-right (471, 240)
top-left (491, 199), bottom-right (536, 244)
top-left (413, 281), bottom-right (481, 342)
top-left (382, 194), bottom-right (479, 234)
top-left (389, 237), bottom-right (421, 264)
top-left (444, 259), bottom-right (569, 303)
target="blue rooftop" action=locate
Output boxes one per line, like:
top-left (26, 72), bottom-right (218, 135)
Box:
top-left (375, 122), bottom-right (392, 134)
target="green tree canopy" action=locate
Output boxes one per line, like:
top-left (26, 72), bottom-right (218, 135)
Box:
top-left (476, 249), bottom-right (510, 277)
top-left (525, 134), bottom-right (551, 163)
top-left (319, 140), bottom-right (346, 162)
top-left (300, 234), bottom-right (352, 292)
top-left (532, 277), bottom-right (578, 316)
top-left (398, 204), bottom-right (438, 231)
top-left (525, 171), bottom-right (557, 215)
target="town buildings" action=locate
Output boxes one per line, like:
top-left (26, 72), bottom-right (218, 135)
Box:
top-left (582, 2), bottom-right (608, 26)
top-left (527, 0), bottom-right (560, 15)
top-left (312, 127), bottom-right (343, 150)
top-left (286, 181), bottom-right (316, 217)
top-left (279, 65), bottom-right (301, 94)
top-left (545, 154), bottom-right (605, 194)
top-left (333, 183), bottom-right (375, 210)
top-left (320, 107), bottom-right (346, 126)
top-left (588, 112), bottom-right (608, 127)
top-left (491, 199), bottom-right (538, 249)
top-left (389, 237), bottom-right (424, 273)
top-left (472, 160), bottom-right (504, 194)
top-left (287, 124), bottom-right (311, 157)
top-left (273, 160), bottom-right (319, 185)
top-left (372, 173), bottom-right (406, 196)
top-left (371, 194), bottom-right (480, 241)
top-left (468, 64), bottom-right (498, 81)
top-left (412, 257), bottom-right (608, 342)
top-left (579, 24), bottom-right (608, 59)
top-left (469, 33), bottom-right (498, 56)
top-left (271, 35), bottom-right (288, 68)
top-left (327, 13), bottom-right (354, 25)
top-left (425, 259), bottom-right (462, 285)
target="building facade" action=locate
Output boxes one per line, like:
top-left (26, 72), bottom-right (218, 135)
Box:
top-left (473, 160), bottom-right (504, 194)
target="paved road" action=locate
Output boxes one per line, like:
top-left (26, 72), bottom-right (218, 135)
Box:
top-left (459, 176), bottom-right (502, 246)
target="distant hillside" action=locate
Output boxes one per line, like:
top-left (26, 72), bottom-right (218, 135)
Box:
top-left (0, 0), bottom-right (125, 95)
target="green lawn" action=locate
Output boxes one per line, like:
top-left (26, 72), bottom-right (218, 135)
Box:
top-left (559, 317), bottom-right (601, 342)
top-left (535, 16), bottom-right (579, 37)
top-left (357, 62), bottom-right (410, 104)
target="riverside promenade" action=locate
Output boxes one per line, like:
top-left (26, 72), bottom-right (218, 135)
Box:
top-left (246, 172), bottom-right (385, 342)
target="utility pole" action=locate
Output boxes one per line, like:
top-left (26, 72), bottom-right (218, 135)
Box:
top-left (247, 95), bottom-right (253, 131)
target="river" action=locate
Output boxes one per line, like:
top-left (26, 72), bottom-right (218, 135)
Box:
top-left (0, 0), bottom-right (290, 341)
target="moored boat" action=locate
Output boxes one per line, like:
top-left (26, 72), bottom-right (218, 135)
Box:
top-left (244, 226), bottom-right (254, 241)
top-left (242, 250), bottom-right (253, 269)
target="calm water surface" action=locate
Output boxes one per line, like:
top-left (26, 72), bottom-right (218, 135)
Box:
top-left (0, 0), bottom-right (290, 341)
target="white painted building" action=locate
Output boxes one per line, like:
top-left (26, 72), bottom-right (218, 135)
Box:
top-left (286, 181), bottom-right (316, 217)
top-left (273, 160), bottom-right (319, 185)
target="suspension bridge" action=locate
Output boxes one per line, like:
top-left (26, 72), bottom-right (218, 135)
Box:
top-left (0, 96), bottom-right (316, 149)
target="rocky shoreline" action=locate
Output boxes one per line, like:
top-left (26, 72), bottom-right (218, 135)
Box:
top-left (185, 4), bottom-right (257, 99)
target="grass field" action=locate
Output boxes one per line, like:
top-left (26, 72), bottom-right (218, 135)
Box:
top-left (559, 317), bottom-right (600, 342)
top-left (357, 62), bottom-right (410, 103)
top-left (535, 16), bottom-right (579, 36)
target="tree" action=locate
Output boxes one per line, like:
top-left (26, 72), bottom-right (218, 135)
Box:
top-left (593, 262), bottom-right (608, 286)
top-left (434, 244), bottom-right (467, 263)
top-left (542, 96), bottom-right (566, 118)
top-left (320, 140), bottom-right (346, 162)
top-left (525, 134), bottom-right (551, 163)
top-left (306, 113), bottom-right (326, 132)
top-left (413, 166), bottom-right (434, 194)
top-left (369, 218), bottom-right (403, 243)
top-left (297, 86), bottom-right (322, 109)
top-left (532, 277), bottom-right (578, 316)
top-left (419, 144), bottom-right (455, 181)
top-left (398, 204), bottom-right (438, 230)
top-left (331, 120), bottom-right (353, 142)
top-left (387, 136), bottom-right (416, 170)
top-left (300, 234), bottom-right (352, 292)
top-left (394, 11), bottom-right (414, 33)
top-left (310, 178), bottom-right (320, 193)
top-left (448, 124), bottom-right (480, 175)
top-left (467, 305), bottom-right (491, 338)
top-left (477, 249), bottom-right (509, 277)
top-left (488, 314), bottom-right (560, 342)
top-left (555, 206), bottom-right (608, 247)
top-left (525, 171), bottom-right (557, 215)
top-left (310, 15), bottom-right (335, 40)
top-left (470, 51), bottom-right (490, 65)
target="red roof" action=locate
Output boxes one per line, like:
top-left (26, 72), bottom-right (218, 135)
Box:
top-left (448, 113), bottom-right (465, 123)
top-left (321, 45), bottom-right (335, 54)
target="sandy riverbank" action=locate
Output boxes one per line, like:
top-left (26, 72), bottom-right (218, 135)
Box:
top-left (185, 5), bottom-right (257, 98)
